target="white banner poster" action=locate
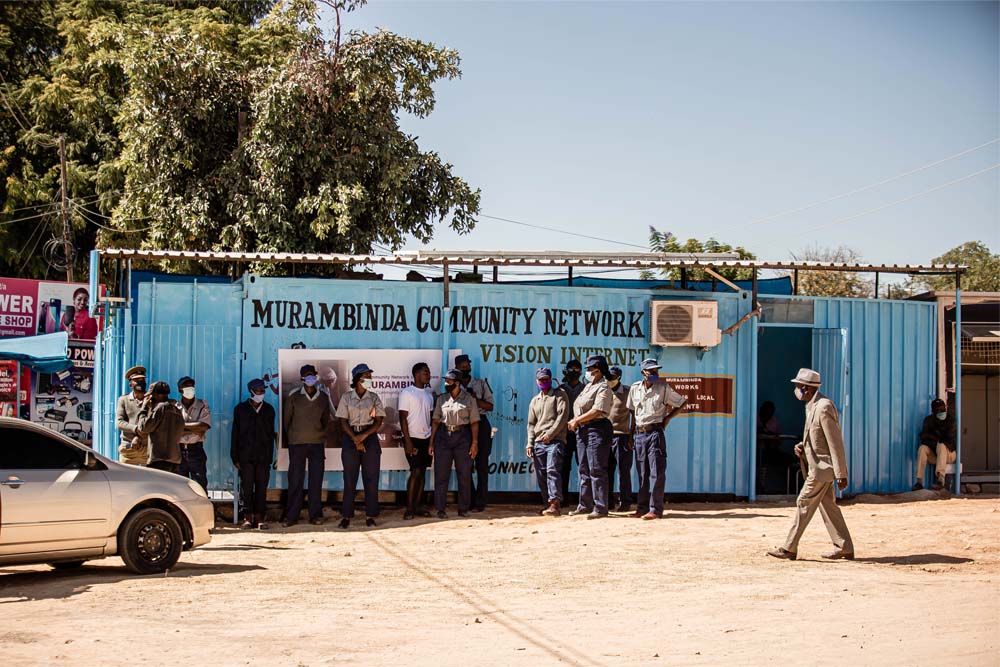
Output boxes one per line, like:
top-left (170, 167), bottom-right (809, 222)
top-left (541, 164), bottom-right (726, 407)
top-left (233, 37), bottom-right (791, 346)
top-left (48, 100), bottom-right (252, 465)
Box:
top-left (277, 348), bottom-right (460, 471)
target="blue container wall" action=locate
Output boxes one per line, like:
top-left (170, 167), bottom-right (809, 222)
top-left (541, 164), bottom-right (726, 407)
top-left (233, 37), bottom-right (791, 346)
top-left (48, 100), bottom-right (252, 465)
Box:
top-left (240, 277), bottom-right (755, 496)
top-left (811, 297), bottom-right (937, 494)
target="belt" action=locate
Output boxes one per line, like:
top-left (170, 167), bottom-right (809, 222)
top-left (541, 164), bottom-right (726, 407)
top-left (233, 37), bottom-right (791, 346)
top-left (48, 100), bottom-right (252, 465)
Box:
top-left (444, 424), bottom-right (470, 432)
top-left (636, 424), bottom-right (663, 433)
top-left (351, 425), bottom-right (374, 434)
top-left (180, 442), bottom-right (205, 449)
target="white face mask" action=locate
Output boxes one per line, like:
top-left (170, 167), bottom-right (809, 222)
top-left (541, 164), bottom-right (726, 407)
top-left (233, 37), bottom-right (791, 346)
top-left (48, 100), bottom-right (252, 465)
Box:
top-left (251, 393), bottom-right (264, 404)
top-left (181, 387), bottom-right (196, 399)
top-left (360, 378), bottom-right (372, 390)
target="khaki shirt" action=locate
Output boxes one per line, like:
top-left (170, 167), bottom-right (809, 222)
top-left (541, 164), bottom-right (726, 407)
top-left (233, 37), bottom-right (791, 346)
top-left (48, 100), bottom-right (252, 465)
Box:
top-left (116, 392), bottom-right (148, 448)
top-left (573, 378), bottom-right (612, 418)
top-left (607, 382), bottom-right (632, 434)
top-left (433, 388), bottom-right (481, 427)
top-left (526, 388), bottom-right (569, 444)
top-left (179, 398), bottom-right (211, 445)
top-left (465, 377), bottom-right (495, 415)
top-left (627, 380), bottom-right (686, 427)
top-left (335, 388), bottom-right (386, 427)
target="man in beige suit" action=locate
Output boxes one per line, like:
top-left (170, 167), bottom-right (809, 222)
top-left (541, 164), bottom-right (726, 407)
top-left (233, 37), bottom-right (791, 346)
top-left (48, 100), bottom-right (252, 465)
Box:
top-left (768, 368), bottom-right (855, 561)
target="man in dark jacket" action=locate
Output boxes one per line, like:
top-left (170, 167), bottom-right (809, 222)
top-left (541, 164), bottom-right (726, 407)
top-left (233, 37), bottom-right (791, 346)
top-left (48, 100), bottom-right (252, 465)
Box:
top-left (136, 381), bottom-right (185, 473)
top-left (912, 398), bottom-right (957, 491)
top-left (232, 378), bottom-right (276, 529)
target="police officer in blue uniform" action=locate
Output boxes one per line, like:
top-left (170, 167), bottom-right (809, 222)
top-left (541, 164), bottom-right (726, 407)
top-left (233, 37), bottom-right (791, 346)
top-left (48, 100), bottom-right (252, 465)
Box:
top-left (567, 355), bottom-right (614, 519)
top-left (456, 354), bottom-right (495, 512)
top-left (605, 366), bottom-right (635, 512)
top-left (430, 369), bottom-right (480, 519)
top-left (335, 363), bottom-right (385, 528)
top-left (558, 359), bottom-right (585, 500)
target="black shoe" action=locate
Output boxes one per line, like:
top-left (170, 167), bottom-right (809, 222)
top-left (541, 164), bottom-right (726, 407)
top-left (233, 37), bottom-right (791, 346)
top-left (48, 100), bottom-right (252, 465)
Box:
top-left (615, 504), bottom-right (632, 512)
top-left (417, 509), bottom-right (432, 518)
top-left (366, 518), bottom-right (376, 528)
top-left (310, 517), bottom-right (324, 526)
top-left (911, 482), bottom-right (923, 491)
top-left (281, 519), bottom-right (298, 527)
top-left (403, 511), bottom-right (415, 520)
top-left (470, 507), bottom-right (485, 513)
top-left (436, 511), bottom-right (448, 519)
top-left (458, 510), bottom-right (471, 518)
top-left (338, 518), bottom-right (350, 529)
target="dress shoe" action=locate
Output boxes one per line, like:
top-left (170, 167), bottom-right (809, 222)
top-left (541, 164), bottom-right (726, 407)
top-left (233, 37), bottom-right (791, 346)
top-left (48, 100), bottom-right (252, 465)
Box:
top-left (911, 481), bottom-right (923, 491)
top-left (629, 512), bottom-right (644, 518)
top-left (766, 547), bottom-right (797, 560)
top-left (280, 519), bottom-right (298, 527)
top-left (470, 507), bottom-right (485, 513)
top-left (366, 518), bottom-right (376, 528)
top-left (932, 476), bottom-right (945, 490)
top-left (615, 503), bottom-right (632, 512)
top-left (403, 511), bottom-right (415, 520)
top-left (310, 517), bottom-right (324, 526)
top-left (338, 518), bottom-right (350, 529)
top-left (542, 501), bottom-right (561, 517)
top-left (458, 510), bottom-right (471, 518)
top-left (821, 549), bottom-right (855, 560)
top-left (586, 511), bottom-right (608, 520)
top-left (641, 512), bottom-right (659, 520)
top-left (417, 509), bottom-right (432, 518)
top-left (436, 511), bottom-right (448, 519)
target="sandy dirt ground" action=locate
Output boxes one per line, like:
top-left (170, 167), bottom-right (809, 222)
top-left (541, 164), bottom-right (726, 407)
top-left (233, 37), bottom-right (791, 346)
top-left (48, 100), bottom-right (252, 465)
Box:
top-left (1, 494), bottom-right (998, 667)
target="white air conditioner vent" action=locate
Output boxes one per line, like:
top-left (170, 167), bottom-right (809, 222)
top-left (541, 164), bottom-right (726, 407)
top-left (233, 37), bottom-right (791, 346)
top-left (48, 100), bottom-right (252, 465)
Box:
top-left (650, 300), bottom-right (721, 347)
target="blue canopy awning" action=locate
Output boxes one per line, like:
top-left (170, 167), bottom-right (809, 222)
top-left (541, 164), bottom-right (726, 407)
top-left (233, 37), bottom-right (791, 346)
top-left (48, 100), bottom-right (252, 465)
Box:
top-left (0, 331), bottom-right (73, 373)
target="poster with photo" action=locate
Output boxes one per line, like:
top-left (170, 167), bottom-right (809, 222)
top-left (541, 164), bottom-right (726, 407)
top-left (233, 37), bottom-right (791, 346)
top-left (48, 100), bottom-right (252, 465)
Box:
top-left (276, 348), bottom-right (460, 471)
top-left (29, 341), bottom-right (95, 445)
top-left (0, 360), bottom-right (31, 418)
top-left (0, 277), bottom-right (103, 341)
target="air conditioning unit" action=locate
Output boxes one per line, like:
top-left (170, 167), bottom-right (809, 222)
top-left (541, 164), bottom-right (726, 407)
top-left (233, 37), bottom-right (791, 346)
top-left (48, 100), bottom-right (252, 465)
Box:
top-left (650, 300), bottom-right (721, 347)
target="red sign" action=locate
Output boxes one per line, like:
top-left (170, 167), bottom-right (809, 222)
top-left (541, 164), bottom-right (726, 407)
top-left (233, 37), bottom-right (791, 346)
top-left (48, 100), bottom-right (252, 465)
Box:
top-left (664, 376), bottom-right (735, 416)
top-left (0, 277), bottom-right (103, 341)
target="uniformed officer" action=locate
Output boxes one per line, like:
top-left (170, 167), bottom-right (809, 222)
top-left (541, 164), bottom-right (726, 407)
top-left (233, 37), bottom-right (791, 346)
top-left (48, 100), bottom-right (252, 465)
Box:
top-left (558, 359), bottom-right (585, 499)
top-left (336, 363), bottom-right (385, 529)
top-left (282, 364), bottom-right (332, 527)
top-left (430, 368), bottom-right (480, 518)
top-left (526, 367), bottom-right (569, 516)
top-left (231, 378), bottom-right (276, 530)
top-left (606, 366), bottom-right (635, 512)
top-left (177, 376), bottom-right (211, 493)
top-left (567, 355), bottom-right (614, 519)
top-left (768, 369), bottom-right (854, 561)
top-left (456, 354), bottom-right (495, 512)
top-left (116, 366), bottom-right (149, 466)
top-left (626, 359), bottom-right (686, 520)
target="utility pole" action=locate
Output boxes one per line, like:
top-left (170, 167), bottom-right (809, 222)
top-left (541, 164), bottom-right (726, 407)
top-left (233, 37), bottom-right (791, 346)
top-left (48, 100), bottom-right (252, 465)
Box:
top-left (58, 134), bottom-right (73, 282)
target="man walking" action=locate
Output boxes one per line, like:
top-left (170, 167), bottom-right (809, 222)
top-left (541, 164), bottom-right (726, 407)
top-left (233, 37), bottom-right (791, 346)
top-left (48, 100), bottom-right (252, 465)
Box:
top-left (116, 366), bottom-right (149, 466)
top-left (768, 368), bottom-right (855, 561)
top-left (282, 364), bottom-right (332, 526)
top-left (177, 376), bottom-right (211, 493)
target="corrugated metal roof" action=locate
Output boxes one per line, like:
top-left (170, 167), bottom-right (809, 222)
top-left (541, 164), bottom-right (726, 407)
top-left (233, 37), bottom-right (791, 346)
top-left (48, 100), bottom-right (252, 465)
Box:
top-left (96, 248), bottom-right (964, 274)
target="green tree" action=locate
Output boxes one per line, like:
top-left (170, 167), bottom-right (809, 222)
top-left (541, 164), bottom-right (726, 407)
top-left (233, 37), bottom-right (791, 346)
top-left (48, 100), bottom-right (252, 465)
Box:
top-left (0, 0), bottom-right (479, 278)
top-left (914, 241), bottom-right (1000, 292)
top-left (639, 226), bottom-right (756, 281)
top-left (787, 244), bottom-right (873, 298)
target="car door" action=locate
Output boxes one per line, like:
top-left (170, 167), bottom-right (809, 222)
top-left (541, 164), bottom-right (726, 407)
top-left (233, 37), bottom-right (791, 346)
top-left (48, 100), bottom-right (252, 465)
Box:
top-left (0, 424), bottom-right (111, 557)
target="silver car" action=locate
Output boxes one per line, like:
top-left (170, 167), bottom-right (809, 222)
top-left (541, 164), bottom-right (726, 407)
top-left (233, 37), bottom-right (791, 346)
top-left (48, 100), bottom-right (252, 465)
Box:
top-left (0, 417), bottom-right (213, 574)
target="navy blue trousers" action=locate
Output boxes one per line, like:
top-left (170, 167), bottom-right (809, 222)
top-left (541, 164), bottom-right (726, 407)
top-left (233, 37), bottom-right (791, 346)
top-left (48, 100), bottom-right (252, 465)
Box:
top-left (285, 443), bottom-right (325, 521)
top-left (341, 433), bottom-right (381, 518)
top-left (470, 416), bottom-right (493, 510)
top-left (531, 441), bottom-right (564, 504)
top-left (634, 429), bottom-right (667, 516)
top-left (179, 442), bottom-right (209, 493)
top-left (434, 427), bottom-right (473, 513)
top-left (607, 434), bottom-right (634, 506)
top-left (576, 419), bottom-right (612, 514)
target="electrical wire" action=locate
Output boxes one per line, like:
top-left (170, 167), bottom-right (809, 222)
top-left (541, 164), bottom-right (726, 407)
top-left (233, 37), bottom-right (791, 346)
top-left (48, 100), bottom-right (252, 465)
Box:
top-left (0, 207), bottom-right (59, 226)
top-left (478, 214), bottom-right (649, 249)
top-left (710, 137), bottom-right (1000, 236)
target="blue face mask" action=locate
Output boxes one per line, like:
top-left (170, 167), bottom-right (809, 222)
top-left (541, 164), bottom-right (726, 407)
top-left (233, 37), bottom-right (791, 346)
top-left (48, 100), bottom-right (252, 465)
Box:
top-left (643, 371), bottom-right (659, 383)
top-left (303, 375), bottom-right (318, 387)
top-left (794, 386), bottom-right (809, 401)
top-left (935, 411), bottom-right (947, 420)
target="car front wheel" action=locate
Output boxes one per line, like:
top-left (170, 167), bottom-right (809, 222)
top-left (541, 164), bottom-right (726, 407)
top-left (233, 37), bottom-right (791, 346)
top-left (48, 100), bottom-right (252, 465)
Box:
top-left (117, 508), bottom-right (183, 574)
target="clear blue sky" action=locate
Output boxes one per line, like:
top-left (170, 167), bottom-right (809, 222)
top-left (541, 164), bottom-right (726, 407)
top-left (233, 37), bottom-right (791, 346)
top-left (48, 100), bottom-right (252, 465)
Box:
top-left (333, 1), bottom-right (999, 276)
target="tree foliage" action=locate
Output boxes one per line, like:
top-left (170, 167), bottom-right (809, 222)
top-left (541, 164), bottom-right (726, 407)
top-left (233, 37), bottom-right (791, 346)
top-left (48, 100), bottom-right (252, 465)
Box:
top-left (0, 0), bottom-right (480, 278)
top-left (788, 244), bottom-right (873, 298)
top-left (639, 226), bottom-right (756, 281)
top-left (914, 241), bottom-right (1000, 293)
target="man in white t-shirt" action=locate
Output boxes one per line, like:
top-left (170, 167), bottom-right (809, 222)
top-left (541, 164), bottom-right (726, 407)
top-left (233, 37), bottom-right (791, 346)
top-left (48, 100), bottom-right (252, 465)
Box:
top-left (398, 362), bottom-right (435, 519)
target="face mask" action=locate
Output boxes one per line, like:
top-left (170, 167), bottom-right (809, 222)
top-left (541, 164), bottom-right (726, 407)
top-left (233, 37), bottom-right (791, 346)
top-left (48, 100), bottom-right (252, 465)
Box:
top-left (563, 370), bottom-right (581, 381)
top-left (935, 411), bottom-right (947, 420)
top-left (133, 381), bottom-right (147, 392)
top-left (537, 379), bottom-right (552, 392)
top-left (303, 375), bottom-right (318, 387)
top-left (643, 372), bottom-right (658, 384)
top-left (251, 393), bottom-right (264, 404)
top-left (360, 378), bottom-right (372, 390)
top-left (794, 386), bottom-right (808, 401)
top-left (181, 387), bottom-right (196, 399)
top-left (608, 378), bottom-right (620, 389)
top-left (444, 382), bottom-right (457, 394)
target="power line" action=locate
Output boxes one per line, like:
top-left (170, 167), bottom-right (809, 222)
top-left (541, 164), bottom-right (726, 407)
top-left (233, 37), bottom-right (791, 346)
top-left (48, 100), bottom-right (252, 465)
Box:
top-left (0, 206), bottom-right (59, 226)
top-left (710, 137), bottom-right (1000, 236)
top-left (478, 214), bottom-right (649, 249)
top-left (792, 163), bottom-right (1000, 238)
